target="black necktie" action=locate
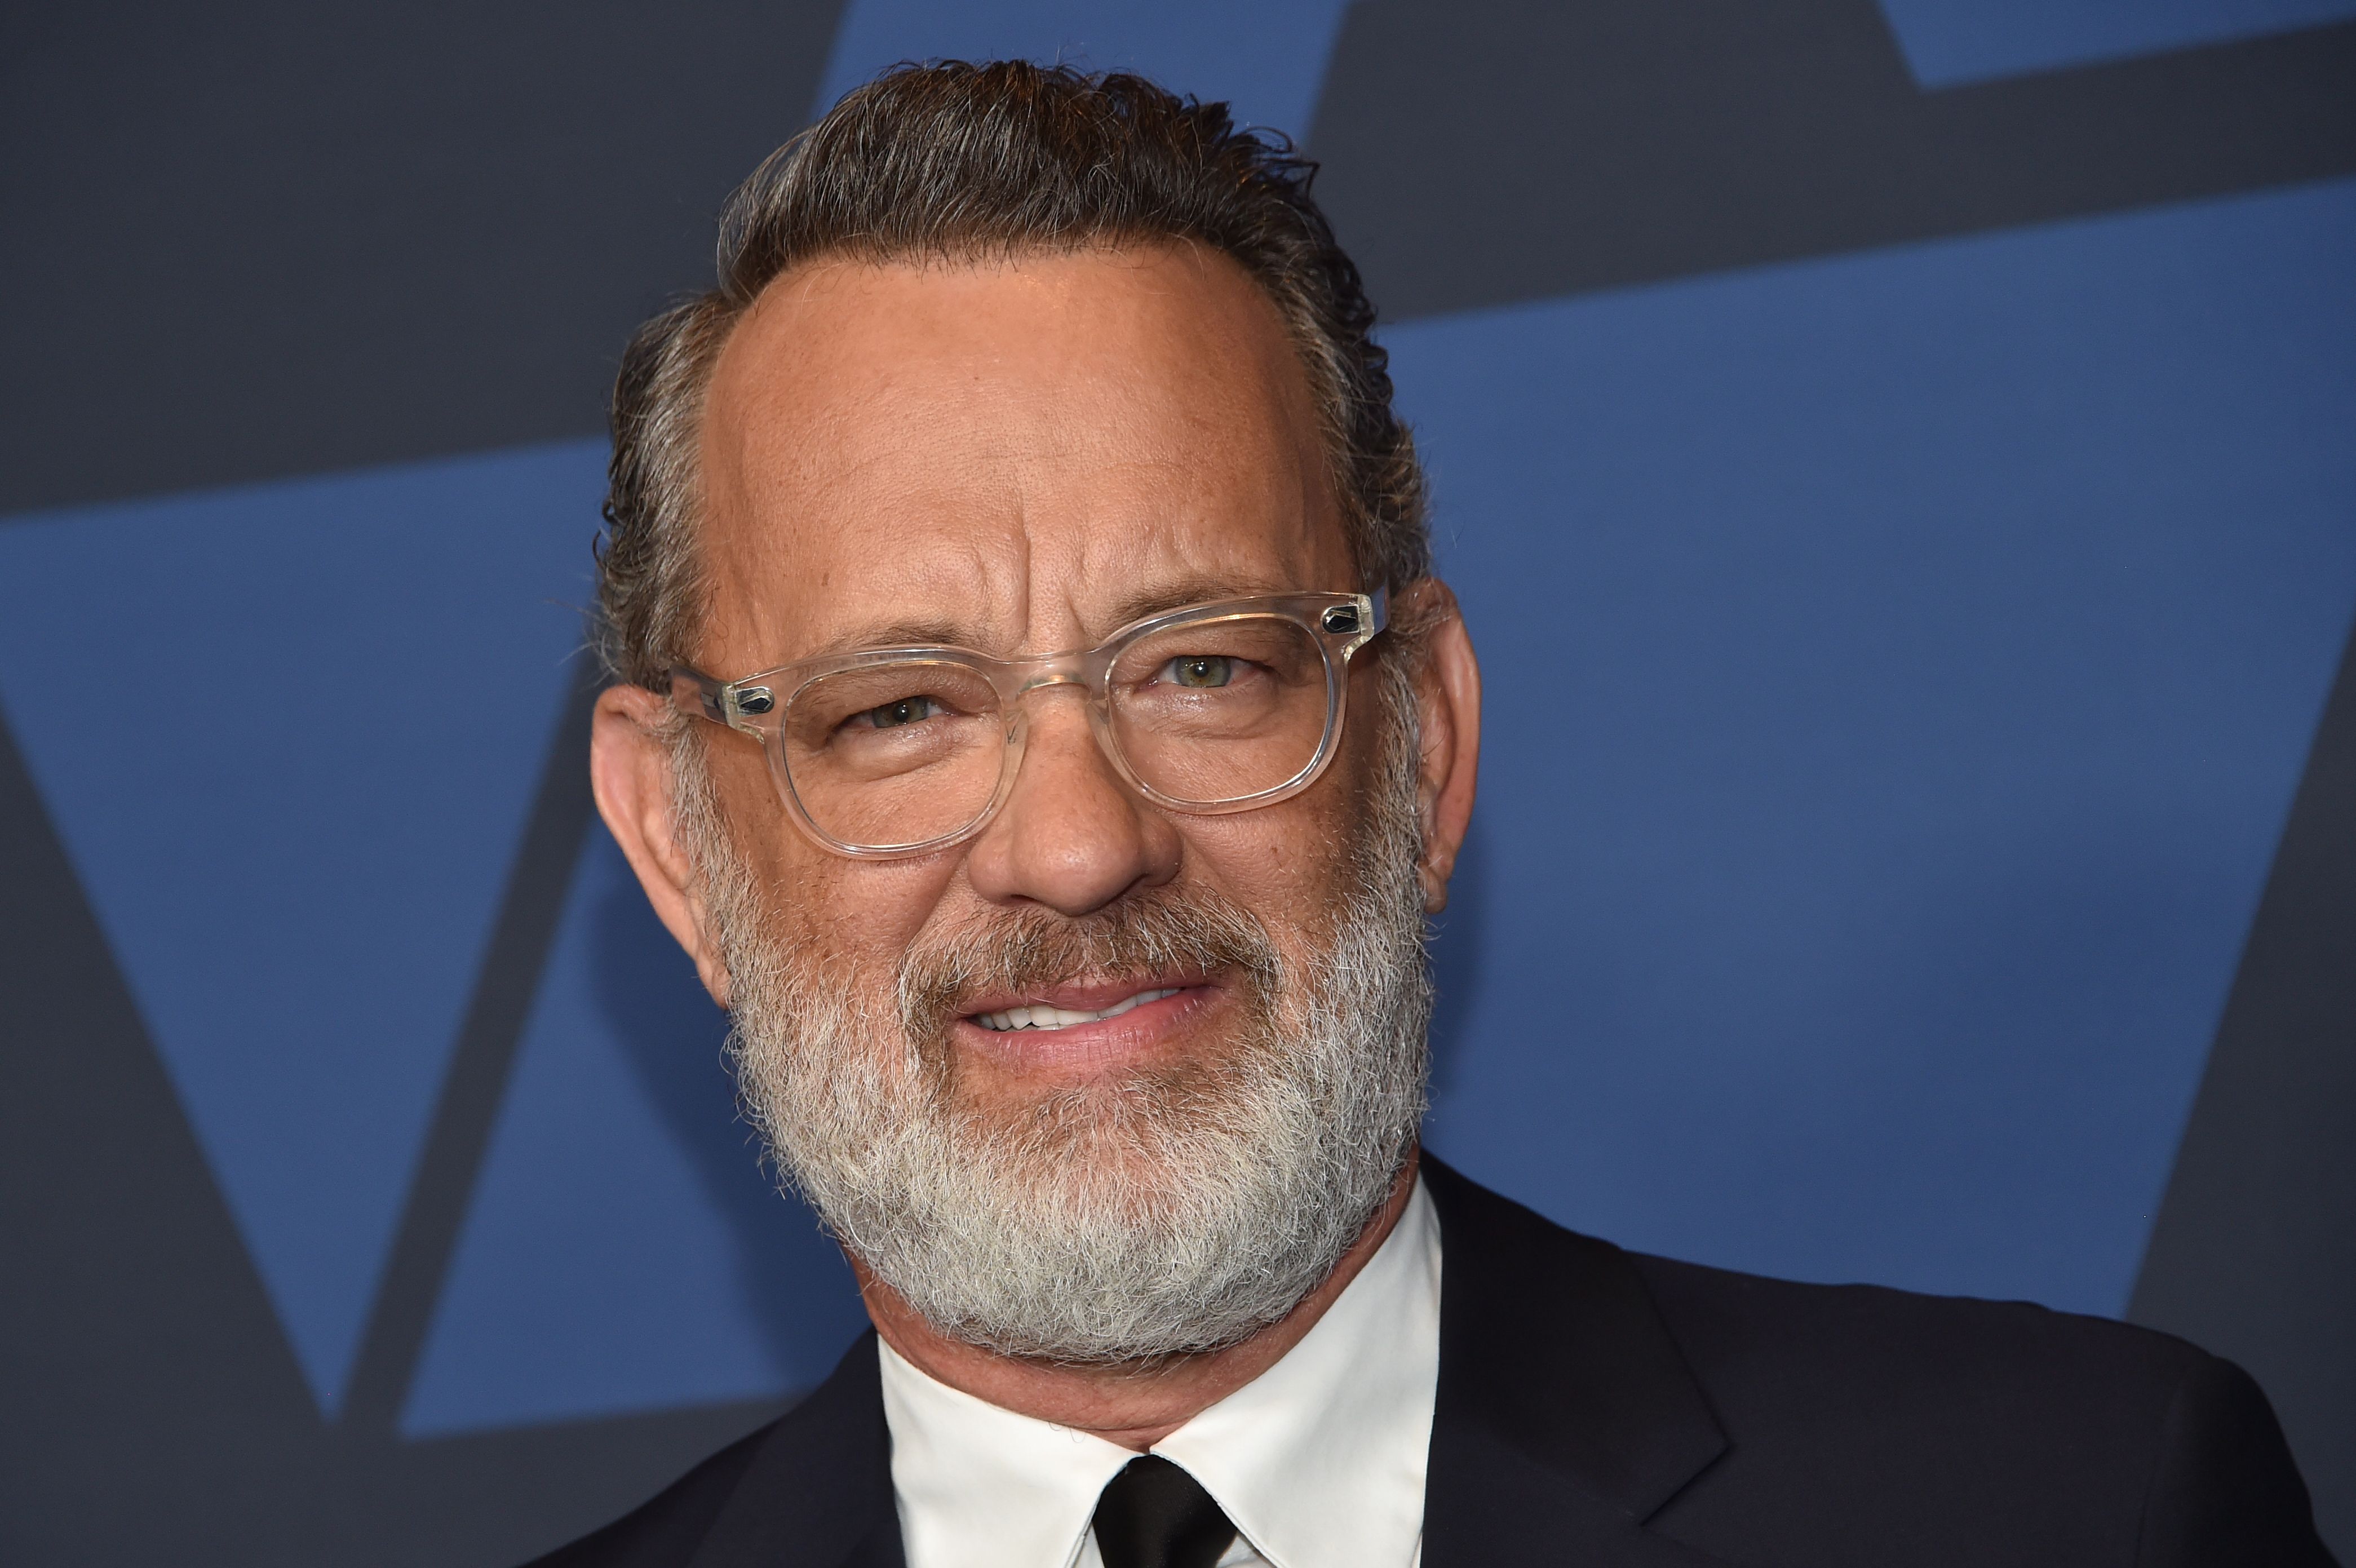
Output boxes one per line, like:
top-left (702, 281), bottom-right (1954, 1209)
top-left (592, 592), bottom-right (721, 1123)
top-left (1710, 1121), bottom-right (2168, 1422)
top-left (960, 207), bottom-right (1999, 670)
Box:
top-left (1091, 1454), bottom-right (1238, 1568)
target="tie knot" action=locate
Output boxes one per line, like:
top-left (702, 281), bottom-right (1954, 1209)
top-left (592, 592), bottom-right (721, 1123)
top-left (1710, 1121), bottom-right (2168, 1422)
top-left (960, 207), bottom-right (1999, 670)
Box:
top-left (1091, 1455), bottom-right (1237, 1568)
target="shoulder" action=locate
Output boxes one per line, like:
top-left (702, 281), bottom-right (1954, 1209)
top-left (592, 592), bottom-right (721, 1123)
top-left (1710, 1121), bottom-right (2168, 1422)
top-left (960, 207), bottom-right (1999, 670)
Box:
top-left (1632, 1245), bottom-right (2201, 1435)
top-left (524, 1423), bottom-right (775, 1568)
top-left (1421, 1161), bottom-right (2330, 1565)
top-left (517, 1332), bottom-right (900, 1568)
top-left (1628, 1252), bottom-right (2329, 1565)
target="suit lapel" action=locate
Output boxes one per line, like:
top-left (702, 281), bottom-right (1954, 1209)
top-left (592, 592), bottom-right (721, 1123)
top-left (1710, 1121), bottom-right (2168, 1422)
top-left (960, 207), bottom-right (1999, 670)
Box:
top-left (688, 1332), bottom-right (905, 1568)
top-left (1421, 1159), bottom-right (1738, 1568)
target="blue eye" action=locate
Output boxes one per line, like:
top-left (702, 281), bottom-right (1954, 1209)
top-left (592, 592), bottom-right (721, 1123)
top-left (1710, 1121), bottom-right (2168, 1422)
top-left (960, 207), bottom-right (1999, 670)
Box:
top-left (1163, 655), bottom-right (1235, 689)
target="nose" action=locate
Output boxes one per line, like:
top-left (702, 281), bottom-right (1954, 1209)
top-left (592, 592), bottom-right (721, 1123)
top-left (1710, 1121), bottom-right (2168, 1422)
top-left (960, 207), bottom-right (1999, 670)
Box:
top-left (962, 686), bottom-right (1180, 916)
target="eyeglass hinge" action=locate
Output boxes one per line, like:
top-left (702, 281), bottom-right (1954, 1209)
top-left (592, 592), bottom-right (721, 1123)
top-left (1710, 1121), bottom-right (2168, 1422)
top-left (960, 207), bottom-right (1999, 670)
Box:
top-left (733, 685), bottom-right (776, 717)
top-left (1321, 604), bottom-right (1360, 634)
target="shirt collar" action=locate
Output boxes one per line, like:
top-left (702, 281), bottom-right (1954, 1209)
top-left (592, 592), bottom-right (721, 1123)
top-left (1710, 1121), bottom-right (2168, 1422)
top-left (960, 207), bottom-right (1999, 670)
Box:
top-left (878, 1173), bottom-right (1442, 1568)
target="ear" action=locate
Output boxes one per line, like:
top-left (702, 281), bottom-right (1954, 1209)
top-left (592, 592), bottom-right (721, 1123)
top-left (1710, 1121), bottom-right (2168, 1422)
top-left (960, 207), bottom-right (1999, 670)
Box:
top-left (1394, 578), bottom-right (1482, 914)
top-left (589, 684), bottom-right (735, 1008)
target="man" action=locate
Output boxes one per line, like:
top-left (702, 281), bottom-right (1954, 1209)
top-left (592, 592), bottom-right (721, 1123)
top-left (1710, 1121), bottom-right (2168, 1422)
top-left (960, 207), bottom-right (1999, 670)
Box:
top-left (548, 62), bottom-right (2328, 1568)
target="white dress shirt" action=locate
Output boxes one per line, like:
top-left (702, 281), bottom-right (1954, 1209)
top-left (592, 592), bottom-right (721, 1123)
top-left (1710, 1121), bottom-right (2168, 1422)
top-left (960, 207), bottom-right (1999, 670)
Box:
top-left (878, 1175), bottom-right (1442, 1568)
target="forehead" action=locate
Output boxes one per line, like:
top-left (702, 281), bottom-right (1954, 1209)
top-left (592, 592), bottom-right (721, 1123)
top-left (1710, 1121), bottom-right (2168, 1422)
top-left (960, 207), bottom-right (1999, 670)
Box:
top-left (693, 243), bottom-right (1350, 667)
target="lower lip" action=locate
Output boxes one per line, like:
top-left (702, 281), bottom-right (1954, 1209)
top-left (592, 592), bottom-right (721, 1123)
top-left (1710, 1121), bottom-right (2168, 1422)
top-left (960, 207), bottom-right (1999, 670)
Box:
top-left (952, 986), bottom-right (1214, 1073)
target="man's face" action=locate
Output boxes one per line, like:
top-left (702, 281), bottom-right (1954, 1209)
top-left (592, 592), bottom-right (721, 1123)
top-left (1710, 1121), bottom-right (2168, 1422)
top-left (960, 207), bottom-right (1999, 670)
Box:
top-left (692, 244), bottom-right (1384, 1115)
top-left (606, 243), bottom-right (1459, 1361)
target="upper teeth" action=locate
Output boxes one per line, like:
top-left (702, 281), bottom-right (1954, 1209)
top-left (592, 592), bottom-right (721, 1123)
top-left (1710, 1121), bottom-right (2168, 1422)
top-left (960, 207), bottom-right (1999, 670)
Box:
top-left (975, 988), bottom-right (1181, 1031)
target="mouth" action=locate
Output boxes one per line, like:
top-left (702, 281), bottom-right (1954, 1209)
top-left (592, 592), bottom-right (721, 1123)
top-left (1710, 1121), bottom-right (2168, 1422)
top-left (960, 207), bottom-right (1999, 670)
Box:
top-left (951, 977), bottom-right (1215, 1072)
top-left (971, 986), bottom-right (1184, 1033)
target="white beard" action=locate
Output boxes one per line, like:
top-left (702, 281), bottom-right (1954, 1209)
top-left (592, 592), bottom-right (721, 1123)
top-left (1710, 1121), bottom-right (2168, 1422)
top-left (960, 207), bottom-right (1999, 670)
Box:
top-left (674, 679), bottom-right (1434, 1364)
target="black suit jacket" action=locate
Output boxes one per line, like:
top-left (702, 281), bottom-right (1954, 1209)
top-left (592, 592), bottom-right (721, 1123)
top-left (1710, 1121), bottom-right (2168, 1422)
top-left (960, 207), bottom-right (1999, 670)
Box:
top-left (531, 1159), bottom-right (2332, 1566)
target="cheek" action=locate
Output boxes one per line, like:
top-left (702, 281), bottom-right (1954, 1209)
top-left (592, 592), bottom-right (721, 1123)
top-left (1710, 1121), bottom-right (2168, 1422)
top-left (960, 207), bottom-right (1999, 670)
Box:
top-left (705, 739), bottom-right (955, 973)
top-left (703, 741), bottom-right (802, 895)
top-left (1176, 683), bottom-right (1400, 945)
top-left (1174, 783), bottom-right (1365, 946)
top-left (803, 860), bottom-right (964, 981)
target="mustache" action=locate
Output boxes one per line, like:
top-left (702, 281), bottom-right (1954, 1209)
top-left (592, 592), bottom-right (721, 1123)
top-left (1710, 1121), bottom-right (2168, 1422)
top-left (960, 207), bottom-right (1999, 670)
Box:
top-left (895, 884), bottom-right (1285, 1044)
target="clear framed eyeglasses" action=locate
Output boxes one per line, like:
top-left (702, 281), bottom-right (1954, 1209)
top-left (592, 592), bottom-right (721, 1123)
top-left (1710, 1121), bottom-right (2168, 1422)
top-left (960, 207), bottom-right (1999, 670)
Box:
top-left (670, 590), bottom-right (1387, 859)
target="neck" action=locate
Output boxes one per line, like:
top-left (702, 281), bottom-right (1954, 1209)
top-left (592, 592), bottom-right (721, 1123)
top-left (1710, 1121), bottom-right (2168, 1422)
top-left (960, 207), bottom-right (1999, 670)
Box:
top-left (852, 1151), bottom-right (1420, 1451)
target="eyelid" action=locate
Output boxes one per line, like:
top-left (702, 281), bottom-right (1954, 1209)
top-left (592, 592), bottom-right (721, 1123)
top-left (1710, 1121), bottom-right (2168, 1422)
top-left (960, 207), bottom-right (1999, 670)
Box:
top-left (1148, 653), bottom-right (1256, 685)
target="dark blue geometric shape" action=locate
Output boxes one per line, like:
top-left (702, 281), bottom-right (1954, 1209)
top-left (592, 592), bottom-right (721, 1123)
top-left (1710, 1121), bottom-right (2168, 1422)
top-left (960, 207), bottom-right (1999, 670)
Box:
top-left (1876, 0), bottom-right (2356, 87)
top-left (403, 825), bottom-right (866, 1436)
top-left (1392, 177), bottom-right (2356, 1316)
top-left (814, 0), bottom-right (1354, 136)
top-left (0, 440), bottom-right (606, 1414)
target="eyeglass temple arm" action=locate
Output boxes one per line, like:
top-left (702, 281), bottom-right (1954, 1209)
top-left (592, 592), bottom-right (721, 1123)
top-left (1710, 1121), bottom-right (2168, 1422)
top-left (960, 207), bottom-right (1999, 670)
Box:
top-left (667, 667), bottom-right (737, 727)
top-left (1331, 586), bottom-right (1387, 650)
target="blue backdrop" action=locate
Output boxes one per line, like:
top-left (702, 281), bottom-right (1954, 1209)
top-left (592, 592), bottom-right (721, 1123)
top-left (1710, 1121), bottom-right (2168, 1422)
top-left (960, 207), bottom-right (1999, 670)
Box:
top-left (1, 1), bottom-right (2350, 1556)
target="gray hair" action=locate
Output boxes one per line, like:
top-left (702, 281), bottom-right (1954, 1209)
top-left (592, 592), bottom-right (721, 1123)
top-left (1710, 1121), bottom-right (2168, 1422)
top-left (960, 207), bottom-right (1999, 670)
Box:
top-left (594, 59), bottom-right (1432, 689)
top-left (679, 649), bottom-right (1434, 1361)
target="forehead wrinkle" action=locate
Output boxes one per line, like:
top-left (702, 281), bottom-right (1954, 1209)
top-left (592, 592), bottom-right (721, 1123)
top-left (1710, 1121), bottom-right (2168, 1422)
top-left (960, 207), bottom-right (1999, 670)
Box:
top-left (695, 244), bottom-right (1350, 675)
top-left (753, 522), bottom-right (1037, 664)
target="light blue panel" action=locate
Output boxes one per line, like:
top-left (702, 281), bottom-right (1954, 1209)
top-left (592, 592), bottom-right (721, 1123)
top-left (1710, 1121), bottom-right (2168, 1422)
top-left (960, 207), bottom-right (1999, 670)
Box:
top-left (815, 0), bottom-right (1352, 139)
top-left (403, 825), bottom-right (866, 1435)
top-left (0, 440), bottom-right (605, 1412)
top-left (1388, 178), bottom-right (2356, 1317)
top-left (1877, 0), bottom-right (2356, 87)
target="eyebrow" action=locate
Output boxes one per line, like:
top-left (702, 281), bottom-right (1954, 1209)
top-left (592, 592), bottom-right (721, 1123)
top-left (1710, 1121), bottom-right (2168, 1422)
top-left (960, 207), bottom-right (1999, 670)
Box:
top-left (1098, 575), bottom-right (1295, 634)
top-left (816, 614), bottom-right (977, 654)
top-left (805, 574), bottom-right (1304, 663)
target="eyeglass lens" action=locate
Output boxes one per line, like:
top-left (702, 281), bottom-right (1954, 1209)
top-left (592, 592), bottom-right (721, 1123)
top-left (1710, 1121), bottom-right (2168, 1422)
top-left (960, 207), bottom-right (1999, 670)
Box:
top-left (775, 614), bottom-right (1334, 849)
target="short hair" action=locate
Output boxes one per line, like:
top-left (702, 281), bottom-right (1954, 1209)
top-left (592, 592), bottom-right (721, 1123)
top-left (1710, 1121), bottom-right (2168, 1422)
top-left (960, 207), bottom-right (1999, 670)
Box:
top-left (595, 60), bottom-right (1431, 689)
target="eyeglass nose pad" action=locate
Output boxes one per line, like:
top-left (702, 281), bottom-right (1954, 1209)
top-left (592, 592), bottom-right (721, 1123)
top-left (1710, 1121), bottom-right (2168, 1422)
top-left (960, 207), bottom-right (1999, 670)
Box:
top-left (991, 679), bottom-right (1127, 805)
top-left (1005, 686), bottom-right (1037, 765)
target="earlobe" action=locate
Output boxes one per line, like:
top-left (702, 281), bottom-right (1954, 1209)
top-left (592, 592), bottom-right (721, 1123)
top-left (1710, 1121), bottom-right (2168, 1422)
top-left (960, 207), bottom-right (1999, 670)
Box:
top-left (588, 685), bottom-right (735, 1008)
